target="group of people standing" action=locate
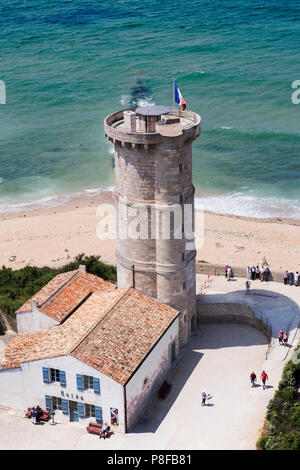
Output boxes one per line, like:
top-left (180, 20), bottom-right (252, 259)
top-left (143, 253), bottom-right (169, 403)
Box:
top-left (247, 265), bottom-right (271, 282)
top-left (283, 270), bottom-right (299, 286)
top-left (278, 330), bottom-right (289, 346)
top-left (30, 405), bottom-right (43, 425)
top-left (250, 371), bottom-right (269, 390)
top-left (225, 265), bottom-right (233, 281)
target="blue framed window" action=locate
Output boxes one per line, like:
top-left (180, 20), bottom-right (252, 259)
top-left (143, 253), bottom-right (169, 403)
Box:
top-left (76, 374), bottom-right (100, 394)
top-left (95, 406), bottom-right (103, 424)
top-left (62, 399), bottom-right (69, 415)
top-left (42, 367), bottom-right (66, 387)
top-left (45, 395), bottom-right (51, 411)
top-left (42, 367), bottom-right (50, 383)
top-left (78, 402), bottom-right (85, 418)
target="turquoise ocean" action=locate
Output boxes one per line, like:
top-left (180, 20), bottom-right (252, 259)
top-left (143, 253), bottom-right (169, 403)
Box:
top-left (0, 0), bottom-right (300, 218)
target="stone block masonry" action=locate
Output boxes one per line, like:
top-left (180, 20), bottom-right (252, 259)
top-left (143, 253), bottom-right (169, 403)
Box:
top-left (104, 107), bottom-right (201, 347)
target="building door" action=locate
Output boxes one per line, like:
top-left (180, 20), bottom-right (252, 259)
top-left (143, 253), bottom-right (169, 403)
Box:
top-left (69, 401), bottom-right (79, 422)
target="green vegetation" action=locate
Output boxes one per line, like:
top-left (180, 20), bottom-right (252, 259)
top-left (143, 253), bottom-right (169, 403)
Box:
top-left (257, 345), bottom-right (300, 450)
top-left (0, 254), bottom-right (117, 318)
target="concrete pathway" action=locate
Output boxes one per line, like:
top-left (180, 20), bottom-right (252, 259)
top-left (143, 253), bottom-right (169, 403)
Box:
top-left (197, 274), bottom-right (300, 365)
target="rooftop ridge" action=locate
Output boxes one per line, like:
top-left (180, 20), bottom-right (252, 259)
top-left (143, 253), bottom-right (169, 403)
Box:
top-left (39, 269), bottom-right (81, 309)
top-left (15, 269), bottom-right (79, 314)
top-left (69, 287), bottom-right (131, 356)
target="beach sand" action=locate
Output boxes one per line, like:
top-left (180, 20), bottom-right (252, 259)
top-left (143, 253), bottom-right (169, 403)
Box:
top-left (0, 190), bottom-right (299, 272)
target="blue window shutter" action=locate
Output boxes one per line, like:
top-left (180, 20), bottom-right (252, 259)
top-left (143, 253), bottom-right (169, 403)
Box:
top-left (45, 395), bottom-right (51, 411)
top-left (42, 367), bottom-right (49, 383)
top-left (76, 374), bottom-right (83, 391)
top-left (78, 402), bottom-right (84, 418)
top-left (93, 377), bottom-right (100, 394)
top-left (62, 399), bottom-right (69, 415)
top-left (95, 406), bottom-right (102, 424)
top-left (59, 370), bottom-right (66, 387)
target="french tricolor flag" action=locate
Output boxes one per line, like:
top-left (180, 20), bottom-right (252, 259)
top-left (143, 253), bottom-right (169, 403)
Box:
top-left (174, 81), bottom-right (186, 110)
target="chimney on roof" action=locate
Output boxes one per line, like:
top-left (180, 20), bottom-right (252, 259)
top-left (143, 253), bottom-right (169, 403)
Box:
top-left (79, 264), bottom-right (86, 273)
top-left (31, 299), bottom-right (39, 310)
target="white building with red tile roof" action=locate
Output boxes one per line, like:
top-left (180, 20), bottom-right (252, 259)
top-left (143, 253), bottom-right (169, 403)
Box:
top-left (16, 265), bottom-right (115, 334)
top-left (0, 269), bottom-right (180, 432)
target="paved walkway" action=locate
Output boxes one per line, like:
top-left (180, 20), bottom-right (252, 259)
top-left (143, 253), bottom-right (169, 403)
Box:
top-left (0, 276), bottom-right (299, 450)
top-left (197, 274), bottom-right (300, 364)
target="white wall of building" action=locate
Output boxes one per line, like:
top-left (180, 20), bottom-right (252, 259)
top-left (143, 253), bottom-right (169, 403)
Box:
top-left (0, 368), bottom-right (23, 408)
top-left (0, 355), bottom-right (125, 432)
top-left (125, 317), bottom-right (179, 431)
top-left (17, 309), bottom-right (58, 334)
top-left (0, 320), bottom-right (179, 433)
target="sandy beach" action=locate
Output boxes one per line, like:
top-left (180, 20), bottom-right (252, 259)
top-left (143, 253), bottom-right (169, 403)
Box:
top-left (0, 190), bottom-right (299, 273)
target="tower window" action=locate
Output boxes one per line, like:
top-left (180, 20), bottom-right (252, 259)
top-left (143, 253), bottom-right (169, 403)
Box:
top-left (180, 194), bottom-right (183, 203)
top-left (179, 163), bottom-right (183, 173)
top-left (183, 281), bottom-right (186, 291)
top-left (182, 253), bottom-right (185, 262)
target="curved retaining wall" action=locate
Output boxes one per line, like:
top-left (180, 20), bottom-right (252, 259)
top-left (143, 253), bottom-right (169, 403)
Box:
top-left (196, 302), bottom-right (272, 342)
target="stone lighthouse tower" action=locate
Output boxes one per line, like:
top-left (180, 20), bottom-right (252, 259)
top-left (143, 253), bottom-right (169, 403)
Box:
top-left (104, 105), bottom-right (201, 347)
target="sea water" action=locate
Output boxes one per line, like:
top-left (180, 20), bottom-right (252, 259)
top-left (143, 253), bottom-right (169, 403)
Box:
top-left (0, 0), bottom-right (299, 218)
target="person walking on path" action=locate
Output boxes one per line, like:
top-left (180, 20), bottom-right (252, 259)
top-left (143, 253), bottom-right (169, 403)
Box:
top-left (289, 272), bottom-right (294, 286)
top-left (283, 331), bottom-right (289, 346)
top-left (35, 405), bottom-right (42, 424)
top-left (30, 407), bottom-right (37, 425)
top-left (278, 330), bottom-right (284, 345)
top-left (201, 392), bottom-right (207, 406)
top-left (294, 272), bottom-right (299, 287)
top-left (227, 266), bottom-right (231, 281)
top-left (284, 270), bottom-right (289, 285)
top-left (246, 266), bottom-right (251, 280)
top-left (261, 371), bottom-right (268, 390)
top-left (251, 266), bottom-right (256, 281)
top-left (250, 372), bottom-right (257, 388)
top-left (225, 265), bottom-right (229, 278)
top-left (245, 280), bottom-right (251, 295)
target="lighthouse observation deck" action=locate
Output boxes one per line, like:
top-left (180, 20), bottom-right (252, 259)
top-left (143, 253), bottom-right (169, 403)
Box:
top-left (104, 106), bottom-right (201, 146)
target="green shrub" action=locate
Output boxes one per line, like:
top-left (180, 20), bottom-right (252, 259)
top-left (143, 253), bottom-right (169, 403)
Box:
top-left (277, 431), bottom-right (300, 450)
top-left (259, 342), bottom-right (300, 450)
top-left (291, 404), bottom-right (300, 427)
top-left (257, 435), bottom-right (268, 450)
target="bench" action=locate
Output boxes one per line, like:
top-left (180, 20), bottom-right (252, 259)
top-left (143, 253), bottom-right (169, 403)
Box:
top-left (86, 422), bottom-right (111, 437)
top-left (25, 407), bottom-right (50, 422)
top-left (158, 380), bottom-right (171, 399)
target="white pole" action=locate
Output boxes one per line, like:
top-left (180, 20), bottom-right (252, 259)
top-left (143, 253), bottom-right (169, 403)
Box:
top-left (173, 77), bottom-right (176, 114)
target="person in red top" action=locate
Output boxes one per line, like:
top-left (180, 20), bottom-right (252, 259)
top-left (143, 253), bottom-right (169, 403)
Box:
top-left (250, 372), bottom-right (256, 388)
top-left (261, 370), bottom-right (268, 390)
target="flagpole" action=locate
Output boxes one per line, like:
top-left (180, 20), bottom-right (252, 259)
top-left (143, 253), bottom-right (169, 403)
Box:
top-left (173, 77), bottom-right (175, 114)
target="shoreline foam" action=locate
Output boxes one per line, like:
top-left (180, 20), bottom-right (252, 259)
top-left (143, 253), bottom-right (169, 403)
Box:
top-left (0, 190), bottom-right (299, 274)
top-left (1, 188), bottom-right (299, 226)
